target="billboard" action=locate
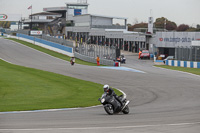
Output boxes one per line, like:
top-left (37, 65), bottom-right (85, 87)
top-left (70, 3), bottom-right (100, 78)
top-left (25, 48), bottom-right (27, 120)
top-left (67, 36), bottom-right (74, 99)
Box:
top-left (30, 30), bottom-right (43, 36)
top-left (74, 9), bottom-right (82, 16)
top-left (0, 14), bottom-right (21, 21)
top-left (155, 32), bottom-right (200, 47)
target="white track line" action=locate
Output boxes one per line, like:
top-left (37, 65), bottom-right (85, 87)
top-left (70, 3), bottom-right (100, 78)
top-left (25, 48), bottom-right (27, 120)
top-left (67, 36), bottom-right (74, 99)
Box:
top-left (153, 66), bottom-right (200, 78)
top-left (0, 57), bottom-right (13, 64)
top-left (1, 122), bottom-right (200, 131)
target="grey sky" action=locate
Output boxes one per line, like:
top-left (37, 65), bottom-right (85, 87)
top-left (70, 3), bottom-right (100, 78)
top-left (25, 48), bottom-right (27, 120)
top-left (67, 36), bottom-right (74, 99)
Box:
top-left (0, 0), bottom-right (199, 27)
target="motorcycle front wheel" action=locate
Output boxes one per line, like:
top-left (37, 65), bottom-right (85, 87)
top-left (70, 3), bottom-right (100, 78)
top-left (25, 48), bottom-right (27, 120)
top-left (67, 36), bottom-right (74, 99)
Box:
top-left (122, 105), bottom-right (129, 114)
top-left (104, 104), bottom-right (114, 115)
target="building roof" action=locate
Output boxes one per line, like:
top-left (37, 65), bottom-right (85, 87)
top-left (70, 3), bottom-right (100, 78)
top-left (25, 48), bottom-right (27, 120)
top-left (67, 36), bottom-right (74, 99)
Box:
top-left (31, 12), bottom-right (61, 16)
top-left (91, 14), bottom-right (128, 20)
top-left (66, 2), bottom-right (89, 6)
top-left (43, 7), bottom-right (67, 12)
top-left (74, 14), bottom-right (128, 20)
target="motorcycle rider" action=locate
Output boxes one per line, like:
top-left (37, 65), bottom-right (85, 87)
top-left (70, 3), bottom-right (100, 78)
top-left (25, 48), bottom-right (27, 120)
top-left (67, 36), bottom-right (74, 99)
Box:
top-left (103, 84), bottom-right (125, 109)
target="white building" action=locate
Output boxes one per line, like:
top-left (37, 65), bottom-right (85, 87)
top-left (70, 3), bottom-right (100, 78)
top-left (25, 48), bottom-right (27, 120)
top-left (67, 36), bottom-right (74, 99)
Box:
top-left (149, 32), bottom-right (200, 57)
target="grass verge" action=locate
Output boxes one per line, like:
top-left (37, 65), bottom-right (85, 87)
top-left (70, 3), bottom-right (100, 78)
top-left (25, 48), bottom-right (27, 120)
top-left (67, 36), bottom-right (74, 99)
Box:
top-left (155, 65), bottom-right (200, 75)
top-left (0, 59), bottom-right (121, 112)
top-left (6, 38), bottom-right (98, 66)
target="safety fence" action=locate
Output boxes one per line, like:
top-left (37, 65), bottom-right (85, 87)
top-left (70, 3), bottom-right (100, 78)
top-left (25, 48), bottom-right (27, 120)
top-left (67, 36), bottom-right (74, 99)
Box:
top-left (41, 35), bottom-right (74, 47)
top-left (74, 53), bottom-right (114, 66)
top-left (75, 43), bottom-right (116, 61)
top-left (175, 46), bottom-right (200, 62)
top-left (15, 33), bottom-right (73, 57)
top-left (13, 31), bottom-right (117, 65)
top-left (17, 30), bottom-right (74, 48)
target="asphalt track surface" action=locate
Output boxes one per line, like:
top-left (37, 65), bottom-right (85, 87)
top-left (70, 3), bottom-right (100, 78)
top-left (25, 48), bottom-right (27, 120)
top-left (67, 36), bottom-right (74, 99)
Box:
top-left (0, 38), bottom-right (200, 133)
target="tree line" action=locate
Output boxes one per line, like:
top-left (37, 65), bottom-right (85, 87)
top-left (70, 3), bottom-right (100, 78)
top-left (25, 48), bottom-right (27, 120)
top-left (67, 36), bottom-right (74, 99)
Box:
top-left (0, 21), bottom-right (11, 28)
top-left (128, 17), bottom-right (200, 32)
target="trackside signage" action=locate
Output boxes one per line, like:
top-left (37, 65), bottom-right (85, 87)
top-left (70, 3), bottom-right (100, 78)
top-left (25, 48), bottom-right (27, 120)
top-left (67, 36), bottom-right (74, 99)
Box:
top-left (0, 14), bottom-right (21, 21)
top-left (30, 30), bottom-right (43, 36)
top-left (0, 14), bottom-right (8, 20)
top-left (156, 32), bottom-right (200, 47)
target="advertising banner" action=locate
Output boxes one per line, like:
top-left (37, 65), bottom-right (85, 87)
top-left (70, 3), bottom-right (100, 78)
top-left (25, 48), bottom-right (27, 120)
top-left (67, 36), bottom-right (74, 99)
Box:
top-left (74, 9), bottom-right (82, 16)
top-left (0, 14), bottom-right (21, 21)
top-left (30, 30), bottom-right (43, 36)
top-left (156, 32), bottom-right (200, 47)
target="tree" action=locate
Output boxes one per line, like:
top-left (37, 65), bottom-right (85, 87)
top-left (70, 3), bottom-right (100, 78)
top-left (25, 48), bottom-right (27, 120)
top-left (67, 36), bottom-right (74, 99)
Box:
top-left (166, 22), bottom-right (177, 31)
top-left (154, 17), bottom-right (177, 31)
top-left (0, 21), bottom-right (10, 28)
top-left (127, 23), bottom-right (132, 27)
top-left (177, 24), bottom-right (189, 31)
top-left (128, 23), bottom-right (148, 31)
top-left (186, 27), bottom-right (197, 32)
top-left (154, 17), bottom-right (166, 29)
top-left (115, 23), bottom-right (120, 26)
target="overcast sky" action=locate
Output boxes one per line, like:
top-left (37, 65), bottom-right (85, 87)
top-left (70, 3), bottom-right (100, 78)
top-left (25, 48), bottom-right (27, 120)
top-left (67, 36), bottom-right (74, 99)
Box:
top-left (0, 0), bottom-right (199, 27)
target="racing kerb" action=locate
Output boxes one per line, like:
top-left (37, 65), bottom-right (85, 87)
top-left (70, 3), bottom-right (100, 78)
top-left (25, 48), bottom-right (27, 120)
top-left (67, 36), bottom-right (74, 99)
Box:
top-left (165, 60), bottom-right (200, 68)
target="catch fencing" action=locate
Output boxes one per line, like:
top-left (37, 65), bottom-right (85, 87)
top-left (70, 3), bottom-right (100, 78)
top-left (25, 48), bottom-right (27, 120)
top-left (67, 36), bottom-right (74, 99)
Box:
top-left (17, 30), bottom-right (73, 47)
top-left (16, 30), bottom-right (116, 65)
top-left (41, 35), bottom-right (73, 47)
top-left (75, 43), bottom-right (116, 61)
top-left (175, 46), bottom-right (200, 62)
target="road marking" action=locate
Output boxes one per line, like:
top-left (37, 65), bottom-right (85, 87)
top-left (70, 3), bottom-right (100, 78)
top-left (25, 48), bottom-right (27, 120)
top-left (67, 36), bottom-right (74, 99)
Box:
top-left (0, 122), bottom-right (200, 131)
top-left (99, 66), bottom-right (146, 73)
top-left (153, 66), bottom-right (200, 78)
top-left (0, 105), bottom-right (102, 115)
top-left (0, 57), bottom-right (13, 64)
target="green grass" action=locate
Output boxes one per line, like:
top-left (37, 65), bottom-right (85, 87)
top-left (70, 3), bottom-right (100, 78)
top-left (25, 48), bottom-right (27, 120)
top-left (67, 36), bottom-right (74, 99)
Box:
top-left (6, 38), bottom-right (98, 66)
top-left (155, 65), bottom-right (200, 75)
top-left (0, 59), bottom-right (121, 112)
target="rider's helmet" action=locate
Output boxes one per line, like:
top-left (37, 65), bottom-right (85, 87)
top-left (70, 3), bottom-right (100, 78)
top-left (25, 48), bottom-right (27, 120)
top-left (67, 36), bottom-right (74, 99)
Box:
top-left (103, 84), bottom-right (110, 92)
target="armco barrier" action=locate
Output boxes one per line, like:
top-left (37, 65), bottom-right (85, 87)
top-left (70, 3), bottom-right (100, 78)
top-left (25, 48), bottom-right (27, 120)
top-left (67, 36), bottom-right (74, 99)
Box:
top-left (16, 33), bottom-right (73, 57)
top-left (165, 60), bottom-right (200, 68)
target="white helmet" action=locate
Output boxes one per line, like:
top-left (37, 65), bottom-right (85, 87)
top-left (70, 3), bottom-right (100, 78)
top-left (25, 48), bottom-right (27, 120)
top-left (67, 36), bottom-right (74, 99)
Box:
top-left (103, 84), bottom-right (109, 92)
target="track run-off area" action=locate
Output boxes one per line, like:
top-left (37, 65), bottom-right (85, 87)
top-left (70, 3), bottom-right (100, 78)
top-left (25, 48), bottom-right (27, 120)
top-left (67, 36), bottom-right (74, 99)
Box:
top-left (0, 38), bottom-right (200, 133)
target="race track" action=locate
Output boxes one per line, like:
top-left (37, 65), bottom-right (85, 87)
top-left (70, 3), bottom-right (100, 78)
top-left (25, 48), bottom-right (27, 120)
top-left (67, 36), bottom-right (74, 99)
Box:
top-left (0, 38), bottom-right (200, 133)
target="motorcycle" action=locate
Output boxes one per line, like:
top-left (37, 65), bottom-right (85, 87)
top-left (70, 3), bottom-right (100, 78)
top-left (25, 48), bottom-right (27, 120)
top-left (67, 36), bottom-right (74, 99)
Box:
top-left (121, 57), bottom-right (126, 64)
top-left (98, 93), bottom-right (130, 115)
